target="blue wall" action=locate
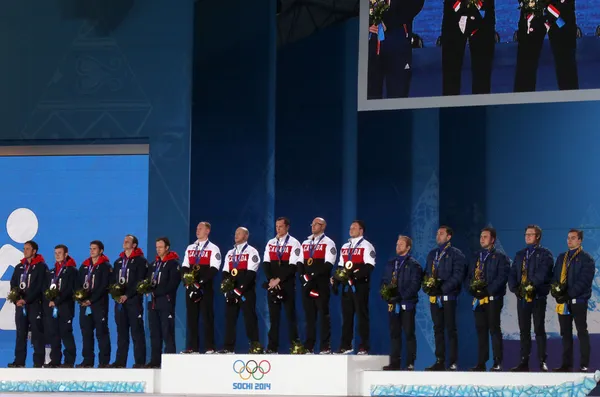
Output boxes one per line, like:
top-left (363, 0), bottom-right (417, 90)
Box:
top-left (0, 0), bottom-right (193, 357)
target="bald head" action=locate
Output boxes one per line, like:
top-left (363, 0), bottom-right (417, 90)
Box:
top-left (311, 217), bottom-right (327, 236)
top-left (196, 221), bottom-right (211, 241)
top-left (234, 227), bottom-right (249, 244)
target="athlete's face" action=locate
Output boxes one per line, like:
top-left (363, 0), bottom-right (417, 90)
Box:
top-left (54, 248), bottom-right (67, 262)
top-left (123, 236), bottom-right (135, 251)
top-left (525, 228), bottom-right (538, 245)
top-left (436, 228), bottom-right (451, 245)
top-left (349, 222), bottom-right (363, 238)
top-left (156, 240), bottom-right (169, 258)
top-left (275, 220), bottom-right (289, 238)
top-left (480, 231), bottom-right (495, 249)
top-left (311, 218), bottom-right (325, 235)
top-left (197, 223), bottom-right (210, 240)
top-left (90, 244), bottom-right (102, 259)
top-left (235, 228), bottom-right (249, 245)
top-left (396, 238), bottom-right (410, 256)
top-left (567, 231), bottom-right (582, 250)
top-left (23, 243), bottom-right (36, 260)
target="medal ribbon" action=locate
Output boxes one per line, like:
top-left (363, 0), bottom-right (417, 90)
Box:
top-left (392, 256), bottom-right (407, 284)
top-left (152, 260), bottom-right (164, 283)
top-left (429, 243), bottom-right (450, 305)
top-left (231, 244), bottom-right (248, 271)
top-left (20, 263), bottom-right (31, 288)
top-left (347, 238), bottom-right (364, 262)
top-left (194, 240), bottom-right (210, 263)
top-left (556, 246), bottom-right (582, 315)
top-left (276, 235), bottom-right (290, 262)
top-left (120, 258), bottom-right (129, 280)
top-left (472, 249), bottom-right (492, 309)
top-left (309, 234), bottom-right (325, 259)
top-left (53, 262), bottom-right (65, 285)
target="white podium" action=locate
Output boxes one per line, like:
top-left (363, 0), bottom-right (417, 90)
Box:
top-left (160, 354), bottom-right (387, 395)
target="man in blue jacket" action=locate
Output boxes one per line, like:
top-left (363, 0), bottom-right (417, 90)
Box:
top-left (367, 0), bottom-right (425, 99)
top-left (382, 235), bottom-right (422, 371)
top-left (467, 227), bottom-right (510, 372)
top-left (508, 224), bottom-right (554, 372)
top-left (424, 226), bottom-right (466, 371)
top-left (551, 229), bottom-right (595, 373)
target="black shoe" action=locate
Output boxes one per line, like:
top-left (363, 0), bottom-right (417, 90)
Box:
top-left (540, 362), bottom-right (548, 372)
top-left (108, 362), bottom-right (125, 368)
top-left (469, 364), bottom-right (486, 372)
top-left (60, 363), bottom-right (75, 368)
top-left (405, 364), bottom-right (415, 371)
top-left (580, 366), bottom-right (589, 372)
top-left (76, 362), bottom-right (93, 368)
top-left (33, 363), bottom-right (43, 368)
top-left (217, 349), bottom-right (234, 354)
top-left (383, 363), bottom-right (401, 371)
top-left (180, 349), bottom-right (195, 354)
top-left (145, 363), bottom-right (160, 369)
top-left (510, 361), bottom-right (529, 372)
top-left (132, 363), bottom-right (145, 369)
top-left (43, 363), bottom-right (59, 368)
top-left (553, 365), bottom-right (572, 372)
top-left (7, 362), bottom-right (24, 368)
top-left (447, 363), bottom-right (458, 371)
top-left (425, 360), bottom-right (445, 371)
top-left (490, 362), bottom-right (502, 372)
top-left (265, 349), bottom-right (278, 354)
top-left (98, 363), bottom-right (109, 368)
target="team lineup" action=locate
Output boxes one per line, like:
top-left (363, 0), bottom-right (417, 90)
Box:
top-left (6, 218), bottom-right (595, 373)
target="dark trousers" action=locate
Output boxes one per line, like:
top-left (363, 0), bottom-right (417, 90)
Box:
top-left (148, 298), bottom-right (176, 366)
top-left (341, 283), bottom-right (370, 350)
top-left (185, 287), bottom-right (215, 351)
top-left (430, 299), bottom-right (458, 363)
top-left (516, 297), bottom-right (547, 362)
top-left (303, 291), bottom-right (331, 351)
top-left (558, 302), bottom-right (590, 367)
top-left (473, 298), bottom-right (503, 365)
top-left (224, 290), bottom-right (259, 351)
top-left (45, 304), bottom-right (76, 365)
top-left (114, 298), bottom-right (146, 365)
top-left (441, 6), bottom-right (496, 95)
top-left (79, 305), bottom-right (111, 366)
top-left (267, 284), bottom-right (298, 351)
top-left (389, 307), bottom-right (417, 366)
top-left (514, 4), bottom-right (577, 92)
top-left (14, 302), bottom-right (44, 366)
top-left (367, 30), bottom-right (413, 99)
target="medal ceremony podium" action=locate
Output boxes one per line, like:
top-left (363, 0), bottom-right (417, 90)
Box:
top-left (0, 354), bottom-right (598, 396)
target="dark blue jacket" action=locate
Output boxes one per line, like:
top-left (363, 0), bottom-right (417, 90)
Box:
top-left (113, 248), bottom-right (148, 301)
top-left (10, 254), bottom-right (48, 305)
top-left (508, 246), bottom-right (554, 297)
top-left (466, 248), bottom-right (510, 297)
top-left (552, 249), bottom-right (595, 301)
top-left (147, 252), bottom-right (181, 304)
top-left (77, 255), bottom-right (111, 309)
top-left (382, 0), bottom-right (424, 30)
top-left (382, 255), bottom-right (423, 304)
top-left (424, 245), bottom-right (466, 297)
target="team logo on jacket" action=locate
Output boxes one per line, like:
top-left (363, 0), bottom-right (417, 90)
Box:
top-left (232, 359), bottom-right (272, 391)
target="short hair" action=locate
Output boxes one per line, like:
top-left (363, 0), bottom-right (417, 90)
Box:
top-left (568, 229), bottom-right (584, 241)
top-left (199, 221), bottom-right (212, 230)
top-left (54, 244), bottom-right (69, 254)
top-left (439, 225), bottom-right (453, 236)
top-left (481, 227), bottom-right (497, 241)
top-left (90, 240), bottom-right (104, 251)
top-left (156, 237), bottom-right (171, 248)
top-left (352, 220), bottom-right (366, 233)
top-left (525, 224), bottom-right (543, 242)
top-left (126, 235), bottom-right (139, 248)
top-left (276, 217), bottom-right (290, 226)
top-left (397, 235), bottom-right (413, 251)
top-left (24, 240), bottom-right (39, 253)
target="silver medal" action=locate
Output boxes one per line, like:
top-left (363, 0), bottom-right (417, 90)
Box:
top-left (83, 282), bottom-right (90, 290)
top-left (119, 277), bottom-right (126, 285)
top-left (19, 281), bottom-right (26, 290)
top-left (49, 283), bottom-right (57, 290)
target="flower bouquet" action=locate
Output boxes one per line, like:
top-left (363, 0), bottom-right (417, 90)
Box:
top-left (137, 278), bottom-right (153, 295)
top-left (551, 281), bottom-right (567, 299)
top-left (519, 280), bottom-right (535, 301)
top-left (221, 277), bottom-right (235, 294)
top-left (290, 340), bottom-right (308, 355)
top-left (380, 282), bottom-right (398, 301)
top-left (182, 266), bottom-right (199, 287)
top-left (73, 289), bottom-right (90, 304)
top-left (44, 286), bottom-right (59, 302)
top-left (369, 0), bottom-right (389, 26)
top-left (422, 275), bottom-right (442, 295)
top-left (333, 267), bottom-right (350, 283)
top-left (249, 341), bottom-right (264, 354)
top-left (470, 279), bottom-right (487, 296)
top-left (109, 283), bottom-right (125, 301)
top-left (519, 0), bottom-right (549, 17)
top-left (7, 288), bottom-right (22, 304)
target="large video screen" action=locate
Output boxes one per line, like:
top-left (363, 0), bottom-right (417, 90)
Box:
top-left (358, 0), bottom-right (600, 110)
top-left (0, 152), bottom-right (149, 367)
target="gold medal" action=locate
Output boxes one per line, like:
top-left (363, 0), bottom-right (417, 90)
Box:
top-left (231, 268), bottom-right (238, 277)
top-left (344, 260), bottom-right (353, 270)
top-left (307, 258), bottom-right (314, 266)
top-left (193, 264), bottom-right (201, 272)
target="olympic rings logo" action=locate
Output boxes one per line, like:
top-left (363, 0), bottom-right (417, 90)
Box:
top-left (233, 359), bottom-right (271, 381)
